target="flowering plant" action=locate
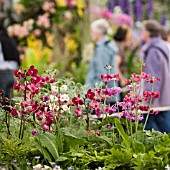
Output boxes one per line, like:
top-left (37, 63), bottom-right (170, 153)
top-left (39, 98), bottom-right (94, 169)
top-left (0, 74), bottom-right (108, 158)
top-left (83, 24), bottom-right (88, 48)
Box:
top-left (1, 65), bottom-right (169, 170)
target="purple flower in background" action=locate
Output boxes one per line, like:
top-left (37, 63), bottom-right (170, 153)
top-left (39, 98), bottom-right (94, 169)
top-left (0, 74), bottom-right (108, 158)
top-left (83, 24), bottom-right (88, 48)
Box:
top-left (136, 0), bottom-right (142, 21)
top-left (31, 130), bottom-right (38, 136)
top-left (147, 0), bottom-right (153, 19)
top-left (161, 11), bottom-right (167, 25)
top-left (119, 0), bottom-right (129, 14)
top-left (107, 0), bottom-right (119, 12)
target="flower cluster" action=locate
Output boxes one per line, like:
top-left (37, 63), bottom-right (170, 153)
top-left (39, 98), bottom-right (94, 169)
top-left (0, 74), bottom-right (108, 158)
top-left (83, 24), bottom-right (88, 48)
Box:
top-left (112, 13), bottom-right (134, 27)
top-left (71, 73), bottom-right (121, 119)
top-left (37, 13), bottom-right (50, 29)
top-left (89, 4), bottom-right (133, 27)
top-left (8, 19), bottom-right (34, 38)
top-left (9, 66), bottom-right (72, 133)
top-left (117, 72), bottom-right (160, 121)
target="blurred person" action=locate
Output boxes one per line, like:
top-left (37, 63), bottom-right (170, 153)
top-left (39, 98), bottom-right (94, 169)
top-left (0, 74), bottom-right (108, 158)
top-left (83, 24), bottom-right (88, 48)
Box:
top-left (141, 20), bottom-right (170, 133)
top-left (161, 26), bottom-right (170, 56)
top-left (0, 24), bottom-right (20, 100)
top-left (113, 25), bottom-right (133, 87)
top-left (85, 19), bottom-right (119, 104)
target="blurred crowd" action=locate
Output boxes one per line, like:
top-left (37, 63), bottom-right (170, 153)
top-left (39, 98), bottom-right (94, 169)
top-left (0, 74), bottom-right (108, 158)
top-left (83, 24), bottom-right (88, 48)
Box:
top-left (85, 18), bottom-right (170, 133)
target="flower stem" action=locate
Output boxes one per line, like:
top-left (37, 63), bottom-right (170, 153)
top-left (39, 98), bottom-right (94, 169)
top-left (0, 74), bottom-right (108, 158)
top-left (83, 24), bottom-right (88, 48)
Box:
top-left (143, 84), bottom-right (154, 130)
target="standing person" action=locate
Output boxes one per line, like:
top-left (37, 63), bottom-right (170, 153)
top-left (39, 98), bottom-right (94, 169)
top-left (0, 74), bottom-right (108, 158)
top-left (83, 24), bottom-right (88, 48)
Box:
top-left (0, 24), bottom-right (20, 99)
top-left (141, 20), bottom-right (170, 133)
top-left (85, 19), bottom-right (119, 104)
top-left (113, 24), bottom-right (133, 87)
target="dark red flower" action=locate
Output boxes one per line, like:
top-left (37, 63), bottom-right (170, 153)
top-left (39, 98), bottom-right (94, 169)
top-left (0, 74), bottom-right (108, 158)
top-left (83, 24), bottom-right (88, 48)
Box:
top-left (85, 89), bottom-right (95, 100)
top-left (72, 94), bottom-right (84, 105)
top-left (14, 68), bottom-right (25, 79)
top-left (26, 66), bottom-right (38, 77)
top-left (13, 81), bottom-right (20, 91)
top-left (151, 91), bottom-right (160, 99)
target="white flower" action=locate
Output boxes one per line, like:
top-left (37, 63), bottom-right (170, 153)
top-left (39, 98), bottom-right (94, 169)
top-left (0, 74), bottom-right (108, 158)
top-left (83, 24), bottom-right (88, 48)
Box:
top-left (33, 164), bottom-right (42, 170)
top-left (60, 94), bottom-right (69, 102)
top-left (60, 85), bottom-right (68, 91)
top-left (50, 95), bottom-right (58, 102)
top-left (42, 165), bottom-right (52, 170)
top-left (51, 85), bottom-right (58, 92)
top-left (61, 105), bottom-right (70, 111)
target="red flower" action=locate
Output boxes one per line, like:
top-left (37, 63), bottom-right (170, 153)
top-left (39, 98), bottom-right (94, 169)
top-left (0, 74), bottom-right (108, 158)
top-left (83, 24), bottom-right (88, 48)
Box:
top-left (26, 66), bottom-right (38, 77)
top-left (85, 89), bottom-right (95, 100)
top-left (13, 81), bottom-right (20, 91)
top-left (74, 107), bottom-right (82, 117)
top-left (14, 68), bottom-right (25, 79)
top-left (151, 91), bottom-right (160, 99)
top-left (143, 90), bottom-right (151, 98)
top-left (72, 94), bottom-right (84, 106)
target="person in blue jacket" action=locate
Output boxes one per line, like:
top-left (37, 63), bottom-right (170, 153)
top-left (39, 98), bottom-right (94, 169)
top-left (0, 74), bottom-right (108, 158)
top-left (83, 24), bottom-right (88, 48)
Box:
top-left (85, 19), bottom-right (118, 87)
top-left (85, 19), bottom-right (119, 104)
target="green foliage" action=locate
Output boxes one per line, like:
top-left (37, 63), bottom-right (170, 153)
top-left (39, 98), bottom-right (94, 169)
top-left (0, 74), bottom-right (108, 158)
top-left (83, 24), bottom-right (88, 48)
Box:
top-left (115, 119), bottom-right (130, 148)
top-left (35, 132), bottom-right (59, 161)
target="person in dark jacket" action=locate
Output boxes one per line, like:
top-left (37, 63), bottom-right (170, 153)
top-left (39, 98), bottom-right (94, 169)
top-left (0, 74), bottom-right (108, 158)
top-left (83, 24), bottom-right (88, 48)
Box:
top-left (0, 24), bottom-right (20, 100)
top-left (141, 20), bottom-right (170, 133)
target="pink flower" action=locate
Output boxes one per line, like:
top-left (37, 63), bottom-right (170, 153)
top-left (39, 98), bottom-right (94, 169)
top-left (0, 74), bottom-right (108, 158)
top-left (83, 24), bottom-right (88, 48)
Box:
top-left (74, 107), bottom-right (82, 117)
top-left (33, 29), bottom-right (41, 37)
top-left (89, 100), bottom-right (100, 109)
top-left (42, 1), bottom-right (55, 12)
top-left (102, 9), bottom-right (113, 19)
top-left (49, 78), bottom-right (56, 83)
top-left (13, 81), bottom-right (20, 91)
top-left (14, 68), bottom-right (25, 79)
top-left (112, 13), bottom-right (134, 27)
top-left (32, 130), bottom-right (38, 136)
top-left (88, 130), bottom-right (95, 135)
top-left (27, 84), bottom-right (39, 95)
top-left (41, 122), bottom-right (49, 131)
top-left (151, 91), bottom-right (160, 99)
top-left (37, 13), bottom-right (50, 29)
top-left (21, 101), bottom-right (29, 108)
top-left (26, 66), bottom-right (38, 77)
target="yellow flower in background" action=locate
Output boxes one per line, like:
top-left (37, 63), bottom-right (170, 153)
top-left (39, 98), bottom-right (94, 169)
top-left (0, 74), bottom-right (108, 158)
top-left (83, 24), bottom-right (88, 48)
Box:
top-left (76, 0), bottom-right (86, 17)
top-left (24, 35), bottom-right (52, 68)
top-left (64, 34), bottom-right (78, 56)
top-left (76, 0), bottom-right (86, 9)
top-left (77, 9), bottom-right (83, 17)
top-left (45, 32), bottom-right (54, 47)
top-left (56, 0), bottom-right (67, 7)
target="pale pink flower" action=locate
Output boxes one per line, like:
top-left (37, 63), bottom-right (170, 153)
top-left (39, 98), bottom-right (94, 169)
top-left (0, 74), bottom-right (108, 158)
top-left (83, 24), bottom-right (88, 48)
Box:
top-left (37, 13), bottom-right (50, 29)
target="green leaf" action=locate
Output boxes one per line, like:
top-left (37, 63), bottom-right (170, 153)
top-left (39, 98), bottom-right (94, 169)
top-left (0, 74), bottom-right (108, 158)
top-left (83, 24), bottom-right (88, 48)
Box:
top-left (115, 119), bottom-right (130, 148)
top-left (56, 156), bottom-right (68, 162)
top-left (32, 142), bottom-right (52, 162)
top-left (98, 136), bottom-right (113, 146)
top-left (132, 140), bottom-right (145, 154)
top-left (36, 133), bottom-right (59, 160)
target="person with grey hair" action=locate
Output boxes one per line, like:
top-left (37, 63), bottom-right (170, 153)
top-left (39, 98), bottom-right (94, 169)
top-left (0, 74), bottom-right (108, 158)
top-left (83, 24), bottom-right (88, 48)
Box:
top-left (85, 19), bottom-right (119, 105)
top-left (141, 20), bottom-right (170, 133)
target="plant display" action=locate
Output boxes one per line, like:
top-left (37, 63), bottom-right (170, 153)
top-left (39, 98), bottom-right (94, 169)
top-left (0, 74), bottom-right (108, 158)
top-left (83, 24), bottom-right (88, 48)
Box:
top-left (1, 65), bottom-right (170, 170)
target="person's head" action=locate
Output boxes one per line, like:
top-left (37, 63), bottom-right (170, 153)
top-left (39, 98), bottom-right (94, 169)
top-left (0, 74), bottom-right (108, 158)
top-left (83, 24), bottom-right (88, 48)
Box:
top-left (90, 19), bottom-right (109, 43)
top-left (142, 20), bottom-right (161, 41)
top-left (160, 26), bottom-right (169, 41)
top-left (113, 25), bottom-right (133, 45)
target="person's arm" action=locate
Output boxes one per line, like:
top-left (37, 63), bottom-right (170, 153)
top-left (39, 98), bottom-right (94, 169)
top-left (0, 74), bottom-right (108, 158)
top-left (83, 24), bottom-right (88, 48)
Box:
top-left (143, 48), bottom-right (161, 92)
